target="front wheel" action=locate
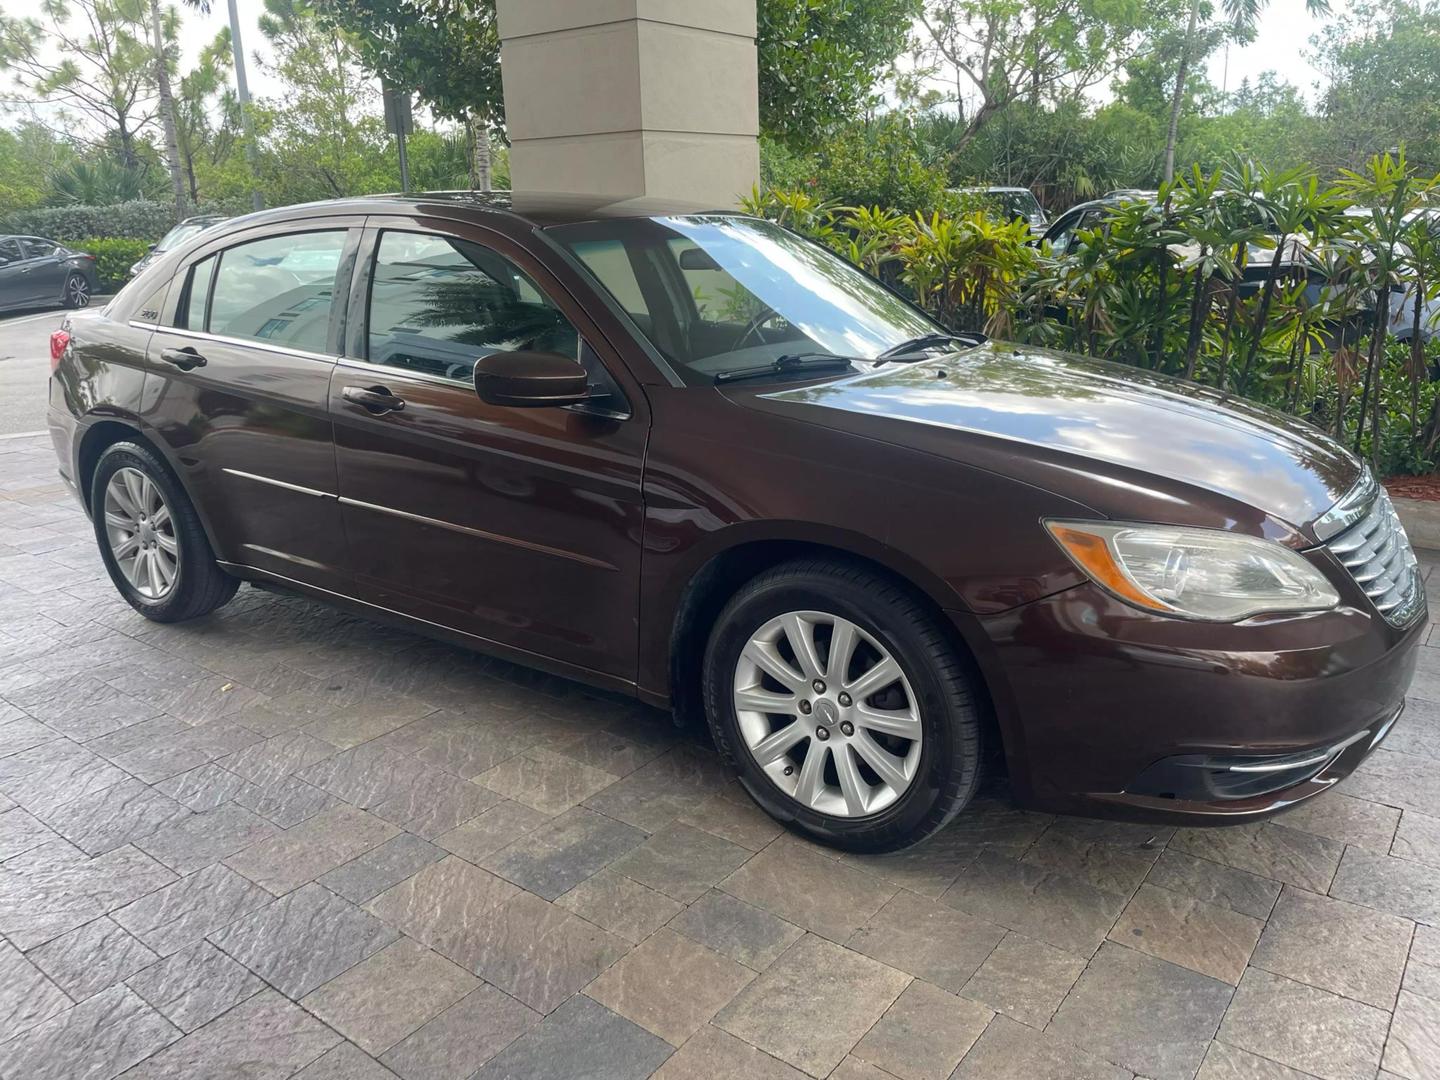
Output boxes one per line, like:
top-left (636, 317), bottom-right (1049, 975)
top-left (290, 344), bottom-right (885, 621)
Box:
top-left (702, 559), bottom-right (982, 852)
top-left (91, 441), bottom-right (239, 622)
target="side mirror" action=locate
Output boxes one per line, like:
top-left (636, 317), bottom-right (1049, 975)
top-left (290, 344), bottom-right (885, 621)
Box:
top-left (147, 244), bottom-right (157, 252)
top-left (473, 350), bottom-right (590, 408)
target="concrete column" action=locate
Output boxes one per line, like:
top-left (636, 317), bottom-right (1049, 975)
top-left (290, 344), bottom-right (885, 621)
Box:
top-left (496, 0), bottom-right (760, 209)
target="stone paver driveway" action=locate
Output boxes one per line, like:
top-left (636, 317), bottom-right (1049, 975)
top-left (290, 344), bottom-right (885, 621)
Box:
top-left (1, 429), bottom-right (1439, 1080)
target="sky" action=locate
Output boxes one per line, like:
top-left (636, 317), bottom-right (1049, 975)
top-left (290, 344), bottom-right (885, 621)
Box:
top-left (1201, 0), bottom-right (1338, 101)
top-left (57, 0), bottom-right (1348, 135)
top-left (173, 1), bottom-right (282, 100)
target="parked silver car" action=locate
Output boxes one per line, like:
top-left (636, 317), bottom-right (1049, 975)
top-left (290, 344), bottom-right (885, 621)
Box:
top-left (128, 215), bottom-right (229, 279)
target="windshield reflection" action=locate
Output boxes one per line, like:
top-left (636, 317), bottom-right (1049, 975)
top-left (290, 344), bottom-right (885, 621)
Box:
top-left (550, 215), bottom-right (940, 383)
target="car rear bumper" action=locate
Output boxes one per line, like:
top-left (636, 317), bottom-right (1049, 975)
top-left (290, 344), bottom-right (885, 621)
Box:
top-left (968, 580), bottom-right (1424, 825)
top-left (46, 403), bottom-right (84, 512)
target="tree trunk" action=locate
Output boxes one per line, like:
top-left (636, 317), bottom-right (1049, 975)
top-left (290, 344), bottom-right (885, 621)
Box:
top-left (1182, 263), bottom-right (1210, 380)
top-left (149, 0), bottom-right (187, 218)
top-left (1352, 287), bottom-right (1390, 454)
top-left (467, 113), bottom-right (492, 192)
top-left (1163, 0), bottom-right (1202, 184)
top-left (1238, 235), bottom-right (1290, 391)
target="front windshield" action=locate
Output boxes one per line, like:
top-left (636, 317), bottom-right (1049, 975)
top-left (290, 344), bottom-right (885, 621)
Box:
top-left (549, 215), bottom-right (942, 382)
top-left (1006, 193), bottom-right (1044, 221)
top-left (157, 222), bottom-right (208, 251)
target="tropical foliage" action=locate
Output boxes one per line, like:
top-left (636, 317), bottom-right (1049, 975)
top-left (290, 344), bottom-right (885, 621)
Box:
top-left (745, 151), bottom-right (1440, 477)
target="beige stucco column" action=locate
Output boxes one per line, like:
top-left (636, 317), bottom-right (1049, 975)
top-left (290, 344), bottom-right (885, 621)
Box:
top-left (496, 1), bottom-right (760, 209)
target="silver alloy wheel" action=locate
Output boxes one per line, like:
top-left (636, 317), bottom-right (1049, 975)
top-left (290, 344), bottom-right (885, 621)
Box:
top-left (733, 610), bottom-right (923, 817)
top-left (66, 275), bottom-right (90, 307)
top-left (103, 467), bottom-right (178, 599)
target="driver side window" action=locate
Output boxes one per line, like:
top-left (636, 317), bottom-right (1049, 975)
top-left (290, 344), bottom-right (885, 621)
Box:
top-left (366, 231), bottom-right (580, 382)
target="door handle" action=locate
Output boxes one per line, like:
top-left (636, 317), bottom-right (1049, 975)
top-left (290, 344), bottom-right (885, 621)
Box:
top-left (160, 346), bottom-right (206, 370)
top-left (343, 385), bottom-right (406, 414)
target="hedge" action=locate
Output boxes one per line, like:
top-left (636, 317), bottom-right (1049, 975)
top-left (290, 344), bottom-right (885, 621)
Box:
top-left (0, 199), bottom-right (250, 244)
top-left (72, 237), bottom-right (151, 291)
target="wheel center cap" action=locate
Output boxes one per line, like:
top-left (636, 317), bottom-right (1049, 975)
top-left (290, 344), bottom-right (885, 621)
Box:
top-left (814, 699), bottom-right (839, 727)
top-left (138, 522), bottom-right (156, 545)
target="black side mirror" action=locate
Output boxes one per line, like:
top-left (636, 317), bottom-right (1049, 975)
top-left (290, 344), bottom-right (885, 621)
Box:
top-left (473, 350), bottom-right (591, 408)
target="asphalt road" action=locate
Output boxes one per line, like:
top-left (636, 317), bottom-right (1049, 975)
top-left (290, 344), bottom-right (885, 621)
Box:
top-left (0, 304), bottom-right (103, 436)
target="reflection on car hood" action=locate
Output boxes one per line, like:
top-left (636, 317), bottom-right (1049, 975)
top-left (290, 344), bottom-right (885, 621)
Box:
top-left (757, 341), bottom-right (1362, 532)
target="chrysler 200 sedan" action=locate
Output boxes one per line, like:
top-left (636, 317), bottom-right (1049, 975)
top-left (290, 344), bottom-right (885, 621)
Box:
top-left (46, 192), bottom-right (1423, 851)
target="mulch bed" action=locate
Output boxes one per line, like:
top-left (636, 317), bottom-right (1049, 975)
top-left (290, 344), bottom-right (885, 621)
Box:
top-left (1385, 474), bottom-right (1440, 502)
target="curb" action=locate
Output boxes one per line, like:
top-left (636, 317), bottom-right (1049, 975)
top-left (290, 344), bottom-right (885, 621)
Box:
top-left (1393, 497), bottom-right (1440, 553)
top-left (0, 430), bottom-right (45, 441)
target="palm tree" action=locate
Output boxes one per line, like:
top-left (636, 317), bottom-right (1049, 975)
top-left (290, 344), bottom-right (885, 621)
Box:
top-left (148, 0), bottom-right (188, 217)
top-left (1161, 0), bottom-right (1329, 183)
top-left (150, 0), bottom-right (262, 212)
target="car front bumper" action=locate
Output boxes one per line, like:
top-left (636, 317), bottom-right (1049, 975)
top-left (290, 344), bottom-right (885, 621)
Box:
top-left (968, 579), bottom-right (1424, 825)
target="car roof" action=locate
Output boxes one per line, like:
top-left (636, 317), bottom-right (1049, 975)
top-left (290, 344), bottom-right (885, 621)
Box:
top-left (216, 190), bottom-right (733, 235)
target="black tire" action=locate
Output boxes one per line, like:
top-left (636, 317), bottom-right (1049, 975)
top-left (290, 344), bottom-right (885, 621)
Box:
top-left (90, 440), bottom-right (239, 622)
top-left (63, 273), bottom-right (91, 309)
top-left (702, 559), bottom-right (982, 852)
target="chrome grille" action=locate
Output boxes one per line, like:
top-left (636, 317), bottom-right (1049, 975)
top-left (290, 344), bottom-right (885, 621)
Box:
top-left (1325, 486), bottom-right (1424, 627)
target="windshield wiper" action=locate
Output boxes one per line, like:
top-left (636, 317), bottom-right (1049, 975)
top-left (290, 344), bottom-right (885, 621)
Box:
top-left (876, 332), bottom-right (986, 359)
top-left (714, 353), bottom-right (857, 384)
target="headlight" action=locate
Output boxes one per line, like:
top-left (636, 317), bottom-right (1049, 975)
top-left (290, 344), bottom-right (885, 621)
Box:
top-left (1046, 520), bottom-right (1340, 621)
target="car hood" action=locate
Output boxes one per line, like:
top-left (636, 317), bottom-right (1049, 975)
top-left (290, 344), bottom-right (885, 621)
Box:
top-left (748, 341), bottom-right (1363, 541)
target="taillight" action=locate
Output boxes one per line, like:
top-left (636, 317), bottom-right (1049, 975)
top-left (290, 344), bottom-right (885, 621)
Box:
top-left (49, 329), bottom-right (69, 371)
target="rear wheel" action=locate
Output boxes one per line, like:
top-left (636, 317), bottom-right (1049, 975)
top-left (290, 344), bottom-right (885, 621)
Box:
top-left (91, 441), bottom-right (239, 622)
top-left (703, 559), bottom-right (982, 852)
top-left (63, 273), bottom-right (90, 308)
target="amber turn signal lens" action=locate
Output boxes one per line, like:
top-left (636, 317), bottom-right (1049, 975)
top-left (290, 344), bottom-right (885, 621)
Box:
top-left (1045, 522), bottom-right (1173, 613)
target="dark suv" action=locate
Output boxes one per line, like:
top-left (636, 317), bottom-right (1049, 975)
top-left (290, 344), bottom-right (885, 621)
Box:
top-left (47, 193), bottom-right (1423, 851)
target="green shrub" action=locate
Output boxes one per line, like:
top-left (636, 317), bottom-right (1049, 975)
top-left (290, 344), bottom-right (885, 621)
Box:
top-left (72, 238), bottom-right (152, 291)
top-left (0, 200), bottom-right (250, 244)
top-left (809, 116), bottom-right (951, 216)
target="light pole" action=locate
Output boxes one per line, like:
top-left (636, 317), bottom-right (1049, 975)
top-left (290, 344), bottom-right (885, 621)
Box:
top-left (225, 0), bottom-right (263, 211)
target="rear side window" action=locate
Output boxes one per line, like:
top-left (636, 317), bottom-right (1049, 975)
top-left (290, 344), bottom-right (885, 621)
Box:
top-left (365, 230), bottom-right (579, 382)
top-left (174, 254), bottom-right (217, 330)
top-left (20, 239), bottom-right (57, 258)
top-left (204, 230), bottom-right (347, 352)
top-left (0, 240), bottom-right (21, 266)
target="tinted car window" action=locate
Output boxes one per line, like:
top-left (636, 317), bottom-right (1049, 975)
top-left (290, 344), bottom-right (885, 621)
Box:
top-left (567, 239), bottom-right (650, 318)
top-left (173, 254), bottom-right (217, 330)
top-left (20, 239), bottom-right (57, 258)
top-left (366, 230), bottom-right (579, 382)
top-left (0, 240), bottom-right (21, 266)
top-left (206, 231), bottom-right (346, 352)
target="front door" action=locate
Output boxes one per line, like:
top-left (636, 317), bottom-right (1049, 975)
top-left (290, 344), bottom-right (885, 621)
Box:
top-left (141, 223), bottom-right (359, 590)
top-left (329, 222), bottom-right (648, 683)
top-left (18, 239), bottom-right (68, 304)
top-left (0, 239), bottom-right (37, 307)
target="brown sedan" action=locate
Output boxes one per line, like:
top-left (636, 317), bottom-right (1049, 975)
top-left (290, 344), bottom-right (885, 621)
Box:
top-left (46, 193), bottom-right (1424, 851)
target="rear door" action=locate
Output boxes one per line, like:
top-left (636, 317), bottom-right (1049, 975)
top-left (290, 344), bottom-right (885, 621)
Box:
top-left (141, 220), bottom-right (361, 590)
top-left (328, 219), bottom-right (649, 681)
